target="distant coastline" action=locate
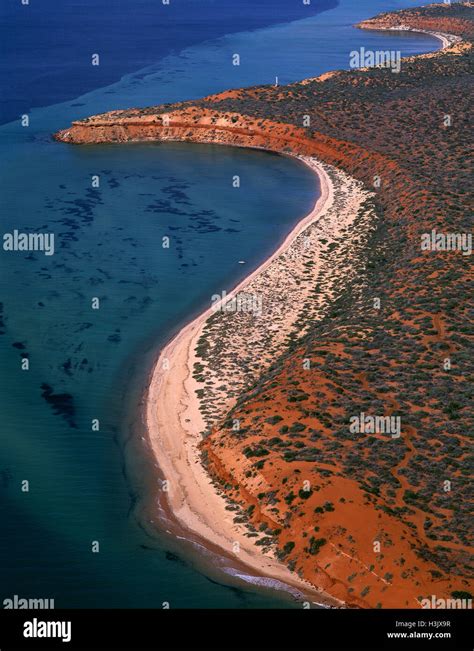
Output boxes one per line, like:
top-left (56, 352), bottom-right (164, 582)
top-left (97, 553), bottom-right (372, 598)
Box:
top-left (1, 0), bottom-right (339, 125)
top-left (357, 19), bottom-right (462, 50)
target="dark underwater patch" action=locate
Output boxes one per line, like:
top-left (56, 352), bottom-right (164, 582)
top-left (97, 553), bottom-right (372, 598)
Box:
top-left (40, 383), bottom-right (77, 428)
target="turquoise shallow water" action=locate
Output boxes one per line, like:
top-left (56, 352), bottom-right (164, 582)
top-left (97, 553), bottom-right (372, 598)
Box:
top-left (0, 0), bottom-right (441, 607)
top-left (0, 140), bottom-right (317, 608)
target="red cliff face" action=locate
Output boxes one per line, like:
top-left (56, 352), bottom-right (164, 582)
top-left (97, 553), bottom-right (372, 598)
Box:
top-left (55, 107), bottom-right (318, 153)
top-left (54, 106), bottom-right (412, 209)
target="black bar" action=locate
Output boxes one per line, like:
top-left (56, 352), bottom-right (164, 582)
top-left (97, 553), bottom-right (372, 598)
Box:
top-left (0, 608), bottom-right (471, 650)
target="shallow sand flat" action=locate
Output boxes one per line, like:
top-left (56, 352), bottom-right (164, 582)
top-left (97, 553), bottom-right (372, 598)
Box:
top-left (145, 155), bottom-right (375, 603)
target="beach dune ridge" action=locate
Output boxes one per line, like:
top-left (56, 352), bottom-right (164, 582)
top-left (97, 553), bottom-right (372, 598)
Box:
top-left (145, 155), bottom-right (376, 603)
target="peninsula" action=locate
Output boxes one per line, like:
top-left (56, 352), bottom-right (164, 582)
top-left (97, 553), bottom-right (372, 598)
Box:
top-left (55, 2), bottom-right (474, 608)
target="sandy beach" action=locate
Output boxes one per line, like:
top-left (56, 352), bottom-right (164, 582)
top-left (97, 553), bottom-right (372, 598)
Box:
top-left (391, 26), bottom-right (462, 49)
top-left (145, 154), bottom-right (375, 604)
top-left (359, 23), bottom-right (462, 51)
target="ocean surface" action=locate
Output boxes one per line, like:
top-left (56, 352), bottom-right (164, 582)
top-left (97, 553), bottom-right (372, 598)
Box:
top-left (0, 0), bottom-right (441, 607)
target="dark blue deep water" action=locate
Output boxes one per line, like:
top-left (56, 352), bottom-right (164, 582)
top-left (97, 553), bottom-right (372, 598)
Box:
top-left (0, 0), bottom-right (441, 607)
top-left (0, 0), bottom-right (338, 125)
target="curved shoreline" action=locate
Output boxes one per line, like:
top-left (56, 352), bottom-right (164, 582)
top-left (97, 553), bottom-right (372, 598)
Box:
top-left (144, 152), bottom-right (376, 606)
top-left (359, 24), bottom-right (462, 50)
top-left (145, 155), bottom-right (338, 604)
top-left (402, 27), bottom-right (461, 49)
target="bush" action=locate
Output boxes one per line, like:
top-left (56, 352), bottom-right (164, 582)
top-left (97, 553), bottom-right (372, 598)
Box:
top-left (298, 488), bottom-right (313, 500)
top-left (451, 591), bottom-right (472, 600)
top-left (308, 537), bottom-right (327, 555)
top-left (265, 415), bottom-right (283, 425)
